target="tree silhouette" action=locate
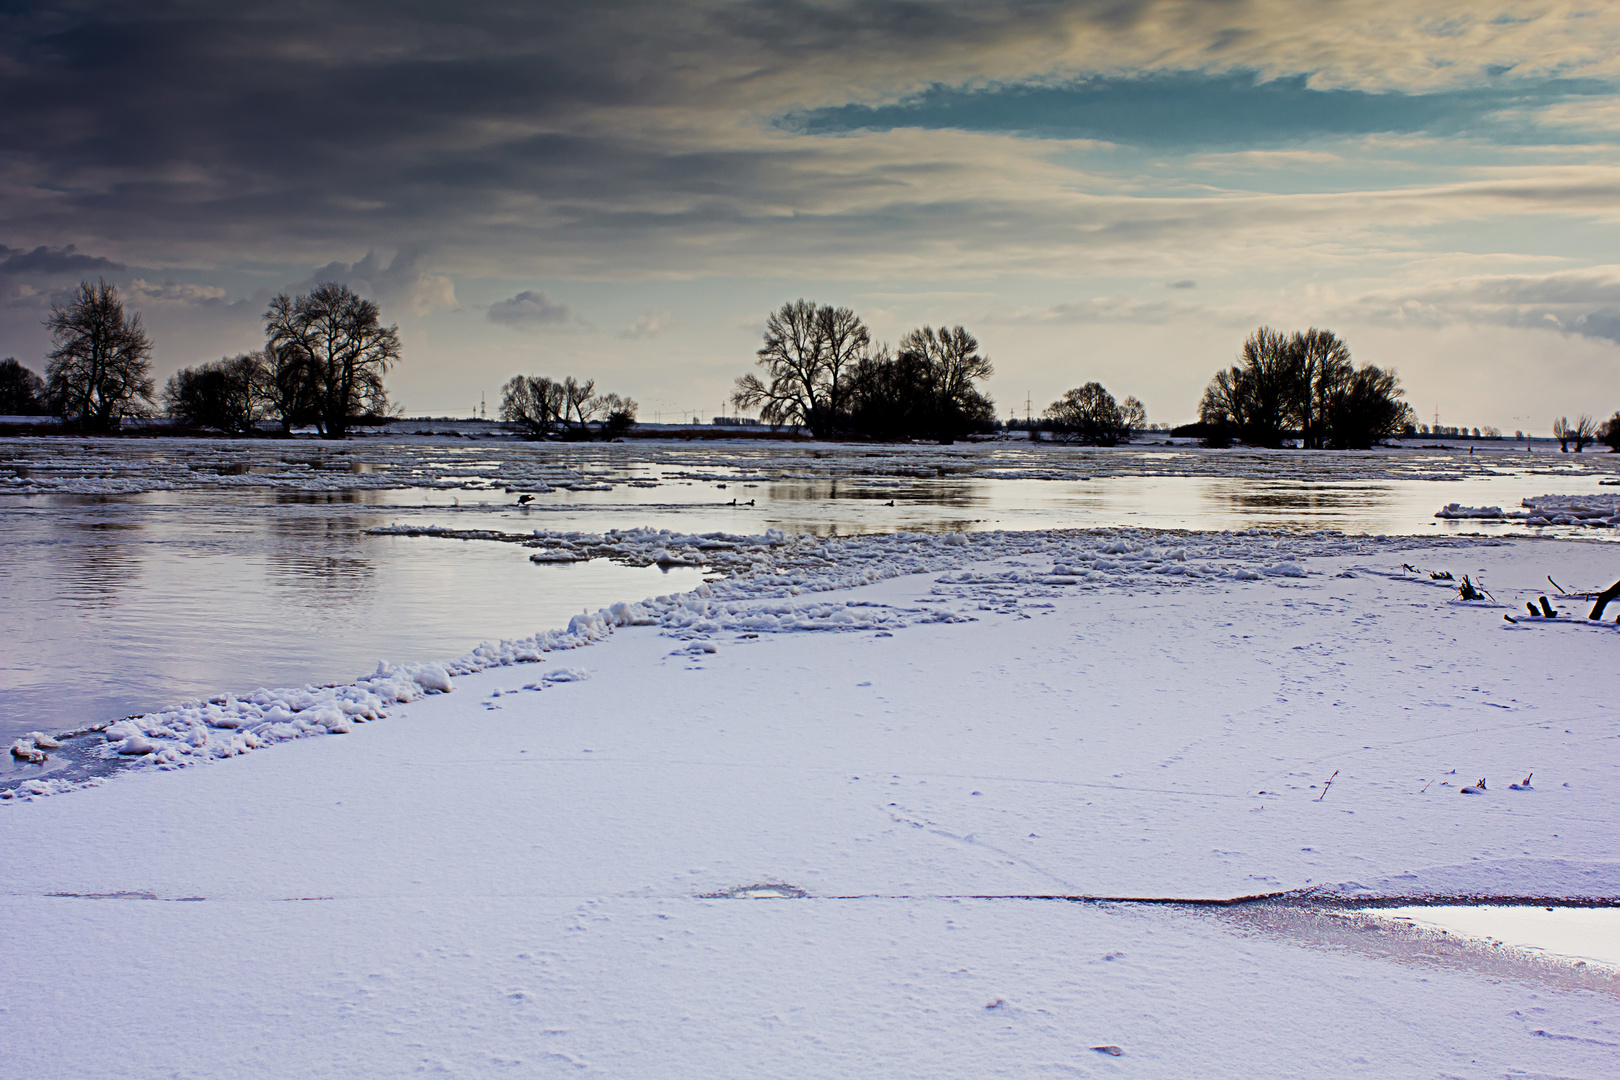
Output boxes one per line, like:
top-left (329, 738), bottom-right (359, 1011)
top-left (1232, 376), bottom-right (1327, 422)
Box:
top-left (0, 358), bottom-right (47, 415)
top-left (846, 326), bottom-right (996, 441)
top-left (162, 354), bottom-right (265, 434)
top-left (1044, 383), bottom-right (1144, 445)
top-left (264, 282), bottom-right (399, 439)
top-left (733, 300), bottom-right (869, 437)
top-left (1552, 415), bottom-right (1597, 452)
top-left (44, 279), bottom-right (154, 431)
top-left (1198, 327), bottom-right (1410, 449)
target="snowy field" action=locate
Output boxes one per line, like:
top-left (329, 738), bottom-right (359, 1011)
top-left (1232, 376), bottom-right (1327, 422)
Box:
top-left (3, 528), bottom-right (1619, 1077)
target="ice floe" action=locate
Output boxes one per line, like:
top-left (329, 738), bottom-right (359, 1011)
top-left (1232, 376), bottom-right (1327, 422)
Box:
top-left (1436, 493), bottom-right (1620, 527)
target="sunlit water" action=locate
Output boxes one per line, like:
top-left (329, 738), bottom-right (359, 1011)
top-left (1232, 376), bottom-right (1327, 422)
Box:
top-left (3, 437), bottom-right (1617, 760)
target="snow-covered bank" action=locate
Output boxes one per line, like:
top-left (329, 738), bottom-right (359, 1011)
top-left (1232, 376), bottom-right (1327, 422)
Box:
top-left (3, 531), bottom-right (1619, 1077)
top-left (5, 525), bottom-right (1500, 798)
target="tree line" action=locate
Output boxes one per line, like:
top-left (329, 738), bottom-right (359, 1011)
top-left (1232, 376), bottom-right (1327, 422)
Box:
top-left (499, 374), bottom-right (637, 438)
top-left (0, 278), bottom-right (400, 439)
top-left (733, 300), bottom-right (996, 441)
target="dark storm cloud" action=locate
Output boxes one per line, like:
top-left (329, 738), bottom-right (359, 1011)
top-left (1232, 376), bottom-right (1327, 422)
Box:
top-left (0, 244), bottom-right (123, 276)
top-left (783, 71), bottom-right (1615, 147)
top-left (0, 1), bottom-right (705, 260)
top-left (2, 0), bottom-right (1619, 285)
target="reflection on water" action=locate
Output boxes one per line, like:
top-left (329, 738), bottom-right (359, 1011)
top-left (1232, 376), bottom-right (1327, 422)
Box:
top-left (275, 488), bottom-right (372, 505)
top-left (56, 513), bottom-right (145, 609)
top-left (1214, 482), bottom-right (1365, 512)
top-left (0, 489), bottom-right (706, 755)
top-left (765, 479), bottom-right (983, 508)
top-left (264, 509), bottom-right (377, 603)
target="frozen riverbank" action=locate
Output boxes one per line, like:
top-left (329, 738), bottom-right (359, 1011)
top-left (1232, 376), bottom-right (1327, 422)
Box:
top-left (7, 439), bottom-right (1618, 747)
top-left (2, 530), bottom-right (1619, 1077)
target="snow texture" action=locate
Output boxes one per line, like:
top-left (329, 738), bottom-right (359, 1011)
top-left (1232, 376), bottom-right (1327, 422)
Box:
top-left (4, 530), bottom-right (1620, 1078)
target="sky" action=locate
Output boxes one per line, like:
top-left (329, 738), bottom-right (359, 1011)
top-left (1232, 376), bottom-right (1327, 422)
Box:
top-left (4, 1), bottom-right (1620, 431)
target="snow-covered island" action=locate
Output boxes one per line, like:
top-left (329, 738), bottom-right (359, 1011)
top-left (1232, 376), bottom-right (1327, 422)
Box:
top-left (3, 525), bottom-right (1619, 1077)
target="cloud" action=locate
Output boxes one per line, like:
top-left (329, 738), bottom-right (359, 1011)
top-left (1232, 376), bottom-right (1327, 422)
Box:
top-left (0, 244), bottom-right (124, 276)
top-left (1167, 279), bottom-right (1196, 289)
top-left (297, 249), bottom-right (457, 316)
top-left (996, 293), bottom-right (1224, 326)
top-left (1346, 266), bottom-right (1620, 343)
top-left (621, 308), bottom-right (673, 339)
top-left (2, 0), bottom-right (1619, 282)
top-left (126, 278), bottom-right (230, 305)
top-left (487, 290), bottom-right (575, 327)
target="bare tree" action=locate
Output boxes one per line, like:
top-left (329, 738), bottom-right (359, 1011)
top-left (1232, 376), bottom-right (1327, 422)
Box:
top-left (561, 377), bottom-right (597, 430)
top-left (1199, 328), bottom-right (1297, 448)
top-left (844, 325), bottom-right (994, 441)
top-left (501, 375), bottom-right (636, 439)
top-left (1325, 364), bottom-right (1412, 449)
top-left (900, 326), bottom-right (994, 412)
top-left (1294, 328), bottom-right (1353, 448)
top-left (1551, 416), bottom-right (1597, 452)
top-left (264, 282), bottom-right (400, 439)
top-left (44, 279), bottom-right (155, 431)
top-left (596, 393), bottom-right (638, 436)
top-left (1199, 326), bottom-right (1406, 449)
top-left (734, 300), bottom-right (832, 435)
top-left (163, 353), bottom-right (265, 434)
top-left (261, 343), bottom-right (320, 434)
top-left (1576, 415), bottom-right (1597, 452)
top-left (818, 305), bottom-right (869, 424)
top-left (732, 300), bottom-right (873, 437)
top-left (1120, 395), bottom-right (1146, 439)
top-left (1044, 383), bottom-right (1144, 445)
top-left (0, 358), bottom-right (47, 415)
top-left (500, 375), bottom-right (565, 437)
